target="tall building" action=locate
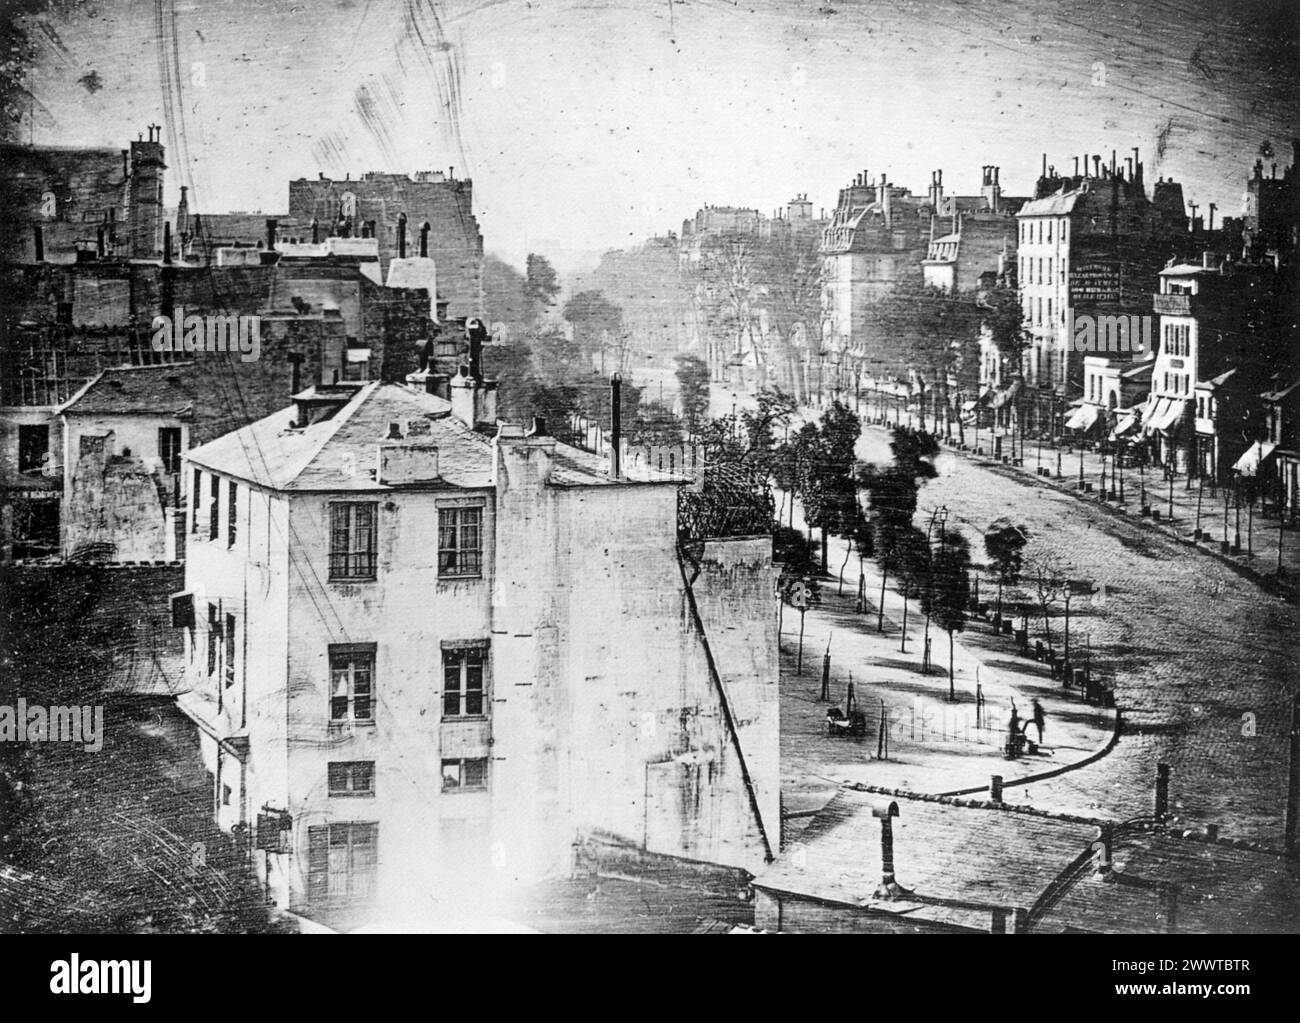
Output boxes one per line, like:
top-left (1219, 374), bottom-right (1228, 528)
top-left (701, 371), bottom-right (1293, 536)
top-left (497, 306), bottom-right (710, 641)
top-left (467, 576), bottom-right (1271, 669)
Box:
top-left (174, 363), bottom-right (778, 926)
top-left (288, 170), bottom-right (483, 320)
top-left (1015, 148), bottom-right (1187, 431)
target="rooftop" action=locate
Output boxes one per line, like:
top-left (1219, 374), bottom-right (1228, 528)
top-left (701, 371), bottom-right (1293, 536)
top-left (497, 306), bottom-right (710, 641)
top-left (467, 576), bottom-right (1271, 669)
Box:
top-left (58, 363), bottom-right (197, 418)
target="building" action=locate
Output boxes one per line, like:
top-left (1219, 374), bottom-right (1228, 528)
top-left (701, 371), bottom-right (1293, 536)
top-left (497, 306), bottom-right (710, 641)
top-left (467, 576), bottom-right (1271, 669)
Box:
top-left (288, 170), bottom-right (483, 319)
top-left (0, 125), bottom-right (168, 265)
top-left (173, 362), bottom-right (779, 926)
top-left (1015, 149), bottom-right (1186, 434)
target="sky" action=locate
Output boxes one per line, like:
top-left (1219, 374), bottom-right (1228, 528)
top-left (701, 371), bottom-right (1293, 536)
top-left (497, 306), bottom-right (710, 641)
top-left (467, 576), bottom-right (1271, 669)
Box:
top-left (16, 0), bottom-right (1300, 276)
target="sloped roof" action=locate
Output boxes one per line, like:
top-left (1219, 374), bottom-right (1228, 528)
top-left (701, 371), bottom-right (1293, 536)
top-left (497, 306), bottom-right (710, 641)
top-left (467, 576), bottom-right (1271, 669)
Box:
top-left (58, 363), bottom-right (197, 418)
top-left (753, 788), bottom-right (1100, 928)
top-left (1017, 189), bottom-right (1083, 217)
top-left (187, 382), bottom-right (686, 492)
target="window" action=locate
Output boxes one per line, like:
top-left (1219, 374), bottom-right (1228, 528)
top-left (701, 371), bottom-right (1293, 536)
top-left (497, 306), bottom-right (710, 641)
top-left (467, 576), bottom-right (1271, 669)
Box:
top-left (208, 474), bottom-right (219, 541)
top-left (222, 784), bottom-right (232, 807)
top-left (442, 758), bottom-right (488, 792)
top-left (17, 424), bottom-right (49, 475)
top-left (192, 469), bottom-right (201, 533)
top-left (224, 613), bottom-right (236, 689)
top-left (438, 506), bottom-right (483, 578)
top-left (307, 823), bottom-right (378, 905)
top-left (328, 761), bottom-right (375, 796)
top-left (227, 480), bottom-right (238, 547)
top-left (442, 646), bottom-right (486, 718)
top-left (159, 427), bottom-right (182, 474)
top-left (329, 502), bottom-right (378, 580)
top-left (329, 644), bottom-right (375, 723)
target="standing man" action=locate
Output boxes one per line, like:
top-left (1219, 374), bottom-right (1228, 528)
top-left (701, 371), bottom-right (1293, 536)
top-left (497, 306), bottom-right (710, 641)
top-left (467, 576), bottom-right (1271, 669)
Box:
top-left (1031, 699), bottom-right (1046, 744)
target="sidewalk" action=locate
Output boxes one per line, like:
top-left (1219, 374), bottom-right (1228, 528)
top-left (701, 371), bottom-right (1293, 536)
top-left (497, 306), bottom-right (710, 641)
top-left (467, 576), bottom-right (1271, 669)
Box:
top-left (779, 499), bottom-right (1117, 822)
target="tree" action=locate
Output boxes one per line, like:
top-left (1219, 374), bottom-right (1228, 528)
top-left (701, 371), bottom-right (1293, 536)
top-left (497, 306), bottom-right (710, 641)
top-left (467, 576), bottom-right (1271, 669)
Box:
top-left (894, 525), bottom-right (931, 653)
top-left (1025, 548), bottom-right (1070, 660)
top-left (563, 290), bottom-right (623, 368)
top-left (800, 400), bottom-right (861, 572)
top-left (674, 354), bottom-right (711, 436)
top-left (983, 519), bottom-right (1030, 628)
top-left (923, 529), bottom-right (972, 700)
top-left (524, 254), bottom-right (561, 320)
top-left (981, 282), bottom-right (1030, 443)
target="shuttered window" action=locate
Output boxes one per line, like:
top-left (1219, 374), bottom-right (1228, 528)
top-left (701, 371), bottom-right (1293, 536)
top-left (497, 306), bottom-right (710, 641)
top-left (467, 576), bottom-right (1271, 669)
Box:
top-left (307, 822), bottom-right (377, 904)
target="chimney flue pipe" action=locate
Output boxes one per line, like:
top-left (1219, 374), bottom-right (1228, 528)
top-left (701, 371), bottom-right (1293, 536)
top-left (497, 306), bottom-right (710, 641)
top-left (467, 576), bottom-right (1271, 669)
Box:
top-left (265, 218), bottom-right (277, 252)
top-left (163, 222), bottom-right (172, 265)
top-left (397, 213), bottom-right (407, 258)
top-left (610, 373), bottom-right (622, 480)
top-left (1155, 763), bottom-right (1171, 818)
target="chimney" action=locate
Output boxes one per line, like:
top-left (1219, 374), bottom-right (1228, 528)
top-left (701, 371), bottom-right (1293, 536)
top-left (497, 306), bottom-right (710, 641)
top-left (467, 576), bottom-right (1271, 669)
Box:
top-left (419, 221), bottom-right (430, 258)
top-left (265, 218), bottom-right (277, 252)
top-left (1093, 155), bottom-right (1101, 178)
top-left (288, 352), bottom-right (304, 398)
top-left (1042, 153), bottom-right (1047, 178)
top-left (1208, 202), bottom-right (1216, 231)
top-left (609, 373), bottom-right (623, 480)
top-left (1073, 156), bottom-right (1080, 177)
top-left (33, 225), bottom-right (44, 263)
top-left (163, 222), bottom-right (172, 265)
top-left (466, 318), bottom-right (487, 381)
top-left (397, 213), bottom-right (407, 258)
top-left (1154, 762), bottom-right (1171, 818)
top-left (871, 800), bottom-right (906, 899)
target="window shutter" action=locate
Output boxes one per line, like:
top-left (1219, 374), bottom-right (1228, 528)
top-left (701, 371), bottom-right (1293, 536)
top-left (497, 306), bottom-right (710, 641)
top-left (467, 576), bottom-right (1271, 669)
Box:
top-left (307, 825), bottom-right (330, 904)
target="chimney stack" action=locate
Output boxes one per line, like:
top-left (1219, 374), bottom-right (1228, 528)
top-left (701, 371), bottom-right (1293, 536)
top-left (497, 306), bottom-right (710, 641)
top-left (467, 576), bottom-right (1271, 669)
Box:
top-left (871, 800), bottom-right (905, 899)
top-left (163, 222), bottom-right (172, 265)
top-left (1154, 762), bottom-right (1171, 818)
top-left (265, 218), bottom-right (277, 252)
top-left (610, 373), bottom-right (623, 480)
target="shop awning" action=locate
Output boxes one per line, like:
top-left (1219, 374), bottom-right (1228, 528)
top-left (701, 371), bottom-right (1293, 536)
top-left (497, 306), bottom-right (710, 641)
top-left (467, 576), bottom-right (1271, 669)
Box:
top-left (1148, 398), bottom-right (1189, 433)
top-left (988, 380), bottom-right (1022, 410)
top-left (1233, 440), bottom-right (1278, 477)
top-left (1065, 403), bottom-right (1100, 431)
top-left (1111, 409), bottom-right (1141, 439)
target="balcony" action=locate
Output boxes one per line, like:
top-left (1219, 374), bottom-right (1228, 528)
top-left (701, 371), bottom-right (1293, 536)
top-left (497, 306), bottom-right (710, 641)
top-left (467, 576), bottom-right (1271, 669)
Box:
top-left (1153, 292), bottom-right (1195, 317)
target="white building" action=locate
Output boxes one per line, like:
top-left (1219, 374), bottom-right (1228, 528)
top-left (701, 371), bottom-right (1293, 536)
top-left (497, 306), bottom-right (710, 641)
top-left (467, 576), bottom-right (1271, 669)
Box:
top-left (175, 370), bottom-right (779, 926)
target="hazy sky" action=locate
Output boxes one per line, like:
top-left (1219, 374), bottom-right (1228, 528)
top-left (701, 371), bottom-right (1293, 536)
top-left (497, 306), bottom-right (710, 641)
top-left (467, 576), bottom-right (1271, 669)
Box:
top-left (18, 0), bottom-right (1300, 275)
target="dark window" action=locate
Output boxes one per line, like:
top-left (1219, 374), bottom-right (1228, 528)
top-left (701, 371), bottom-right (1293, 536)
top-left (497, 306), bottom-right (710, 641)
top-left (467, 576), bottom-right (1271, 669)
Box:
top-left (227, 480), bottom-right (238, 547)
top-left (307, 822), bottom-right (378, 905)
top-left (159, 427), bottom-right (182, 474)
top-left (442, 646), bottom-right (486, 718)
top-left (437, 506), bottom-right (483, 578)
top-left (329, 644), bottom-right (375, 723)
top-left (327, 761), bottom-right (375, 796)
top-left (329, 502), bottom-right (378, 580)
top-left (11, 497), bottom-right (59, 558)
top-left (441, 758), bottom-right (488, 792)
top-left (224, 613), bottom-right (236, 688)
top-left (192, 469), bottom-right (201, 533)
top-left (208, 474), bottom-right (219, 541)
top-left (207, 603), bottom-right (220, 677)
top-left (221, 784), bottom-right (232, 807)
top-left (17, 424), bottom-right (49, 475)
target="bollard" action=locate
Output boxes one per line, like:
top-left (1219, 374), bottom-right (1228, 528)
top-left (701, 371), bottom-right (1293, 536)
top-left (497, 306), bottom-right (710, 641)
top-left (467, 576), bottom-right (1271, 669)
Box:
top-left (990, 774), bottom-right (1004, 802)
top-left (820, 653), bottom-right (831, 702)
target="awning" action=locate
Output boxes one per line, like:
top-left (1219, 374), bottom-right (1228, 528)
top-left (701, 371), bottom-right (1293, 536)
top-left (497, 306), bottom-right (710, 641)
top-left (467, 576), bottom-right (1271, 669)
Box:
top-left (1148, 398), bottom-right (1189, 433)
top-left (1111, 410), bottom-right (1141, 439)
top-left (1065, 403), bottom-right (1099, 431)
top-left (1233, 440), bottom-right (1278, 477)
top-left (988, 380), bottom-right (1022, 410)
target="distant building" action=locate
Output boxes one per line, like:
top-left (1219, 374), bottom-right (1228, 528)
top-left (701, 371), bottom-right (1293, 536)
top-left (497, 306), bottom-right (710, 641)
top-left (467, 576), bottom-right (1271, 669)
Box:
top-left (174, 364), bottom-right (779, 926)
top-left (0, 125), bottom-right (168, 264)
top-left (1015, 148), bottom-right (1187, 433)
